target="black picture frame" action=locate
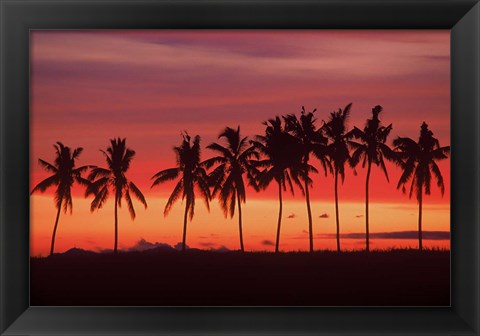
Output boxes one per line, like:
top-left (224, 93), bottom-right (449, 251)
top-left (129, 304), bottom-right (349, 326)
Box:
top-left (1, 0), bottom-right (479, 335)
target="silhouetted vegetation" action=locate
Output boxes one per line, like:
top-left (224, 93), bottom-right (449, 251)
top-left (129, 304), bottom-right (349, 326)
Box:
top-left (250, 117), bottom-right (305, 252)
top-left (151, 133), bottom-right (211, 252)
top-left (86, 138), bottom-right (147, 253)
top-left (393, 123), bottom-right (450, 250)
top-left (204, 126), bottom-right (259, 252)
top-left (30, 248), bottom-right (450, 306)
top-left (349, 106), bottom-right (401, 252)
top-left (32, 105), bottom-right (450, 254)
top-left (31, 142), bottom-right (90, 255)
top-left (283, 107), bottom-right (331, 252)
top-left (322, 103), bottom-right (353, 252)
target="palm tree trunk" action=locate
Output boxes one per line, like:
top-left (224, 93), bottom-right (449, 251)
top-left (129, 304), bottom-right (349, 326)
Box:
top-left (334, 169), bottom-right (340, 252)
top-left (50, 200), bottom-right (62, 256)
top-left (365, 160), bottom-right (372, 252)
top-left (305, 173), bottom-right (314, 253)
top-left (114, 194), bottom-right (118, 253)
top-left (182, 201), bottom-right (189, 252)
top-left (418, 186), bottom-right (423, 251)
top-left (237, 191), bottom-right (244, 252)
top-left (275, 181), bottom-right (283, 253)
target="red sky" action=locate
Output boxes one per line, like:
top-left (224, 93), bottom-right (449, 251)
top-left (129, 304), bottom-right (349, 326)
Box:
top-left (30, 30), bottom-right (450, 256)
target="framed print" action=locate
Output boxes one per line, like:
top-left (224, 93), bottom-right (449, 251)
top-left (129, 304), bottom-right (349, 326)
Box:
top-left (1, 0), bottom-right (479, 335)
top-left (28, 29), bottom-right (451, 307)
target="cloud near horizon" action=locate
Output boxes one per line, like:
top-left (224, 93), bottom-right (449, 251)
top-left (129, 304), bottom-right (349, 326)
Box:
top-left (262, 240), bottom-right (275, 246)
top-left (317, 231), bottom-right (450, 240)
top-left (126, 238), bottom-right (175, 252)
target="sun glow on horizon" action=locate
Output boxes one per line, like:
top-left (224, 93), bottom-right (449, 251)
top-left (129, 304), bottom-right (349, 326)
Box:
top-left (30, 195), bottom-right (450, 257)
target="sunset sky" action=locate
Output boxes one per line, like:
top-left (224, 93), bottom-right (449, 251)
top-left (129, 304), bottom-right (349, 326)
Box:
top-left (30, 30), bottom-right (450, 256)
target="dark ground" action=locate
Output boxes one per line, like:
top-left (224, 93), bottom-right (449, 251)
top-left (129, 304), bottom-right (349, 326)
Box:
top-left (30, 249), bottom-right (450, 306)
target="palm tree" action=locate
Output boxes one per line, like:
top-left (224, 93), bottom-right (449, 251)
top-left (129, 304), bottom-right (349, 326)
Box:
top-left (284, 107), bottom-right (330, 252)
top-left (350, 105), bottom-right (399, 252)
top-left (151, 133), bottom-right (211, 252)
top-left (87, 138), bottom-right (147, 253)
top-left (31, 142), bottom-right (90, 255)
top-left (204, 126), bottom-right (259, 252)
top-left (251, 117), bottom-right (304, 253)
top-left (322, 103), bottom-right (353, 252)
top-left (393, 122), bottom-right (450, 250)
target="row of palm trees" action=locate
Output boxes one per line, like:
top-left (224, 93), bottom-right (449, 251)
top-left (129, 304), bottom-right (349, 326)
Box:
top-left (32, 104), bottom-right (450, 256)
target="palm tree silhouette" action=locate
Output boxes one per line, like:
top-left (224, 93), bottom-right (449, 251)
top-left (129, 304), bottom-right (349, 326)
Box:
top-left (323, 103), bottom-right (353, 252)
top-left (393, 122), bottom-right (450, 250)
top-left (87, 138), bottom-right (147, 253)
top-left (151, 133), bottom-right (211, 252)
top-left (350, 106), bottom-right (399, 252)
top-left (204, 126), bottom-right (259, 252)
top-left (251, 117), bottom-right (304, 253)
top-left (284, 107), bottom-right (331, 252)
top-left (31, 142), bottom-right (90, 255)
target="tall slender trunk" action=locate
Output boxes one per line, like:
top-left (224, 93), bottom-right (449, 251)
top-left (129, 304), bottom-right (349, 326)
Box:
top-left (305, 172), bottom-right (314, 253)
top-left (114, 193), bottom-right (118, 253)
top-left (237, 191), bottom-right (244, 252)
top-left (50, 199), bottom-right (63, 256)
top-left (418, 186), bottom-right (423, 251)
top-left (275, 181), bottom-right (283, 253)
top-left (334, 169), bottom-right (340, 252)
top-left (182, 201), bottom-right (189, 252)
top-left (365, 160), bottom-right (372, 252)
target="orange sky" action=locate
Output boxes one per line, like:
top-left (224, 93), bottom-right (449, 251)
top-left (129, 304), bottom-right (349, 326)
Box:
top-left (30, 30), bottom-right (450, 256)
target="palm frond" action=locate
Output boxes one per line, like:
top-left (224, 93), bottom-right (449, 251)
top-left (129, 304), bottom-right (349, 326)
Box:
top-left (75, 176), bottom-right (91, 187)
top-left (187, 191), bottom-right (196, 221)
top-left (100, 150), bottom-right (113, 169)
top-left (350, 127), bottom-right (368, 142)
top-left (31, 175), bottom-right (59, 194)
top-left (90, 185), bottom-right (109, 211)
top-left (151, 168), bottom-right (180, 187)
top-left (431, 146), bottom-right (450, 160)
top-left (219, 173), bottom-right (236, 218)
top-left (423, 165), bottom-right (432, 196)
top-left (88, 167), bottom-right (111, 181)
top-left (228, 188), bottom-right (236, 218)
top-left (397, 158), bottom-right (416, 191)
top-left (164, 180), bottom-right (184, 216)
top-left (129, 181), bottom-right (147, 208)
top-left (409, 174), bottom-right (417, 199)
top-left (38, 159), bottom-right (58, 173)
top-left (72, 147), bottom-right (84, 160)
top-left (208, 163), bottom-right (227, 196)
top-left (207, 142), bottom-right (232, 159)
top-left (284, 172), bottom-right (295, 195)
top-left (196, 174), bottom-right (211, 211)
top-left (430, 161), bottom-right (445, 196)
top-left (378, 155), bottom-right (390, 182)
top-left (350, 146), bottom-right (366, 167)
top-left (125, 190), bottom-right (136, 220)
top-left (202, 156), bottom-right (226, 170)
top-left (85, 177), bottom-right (109, 196)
